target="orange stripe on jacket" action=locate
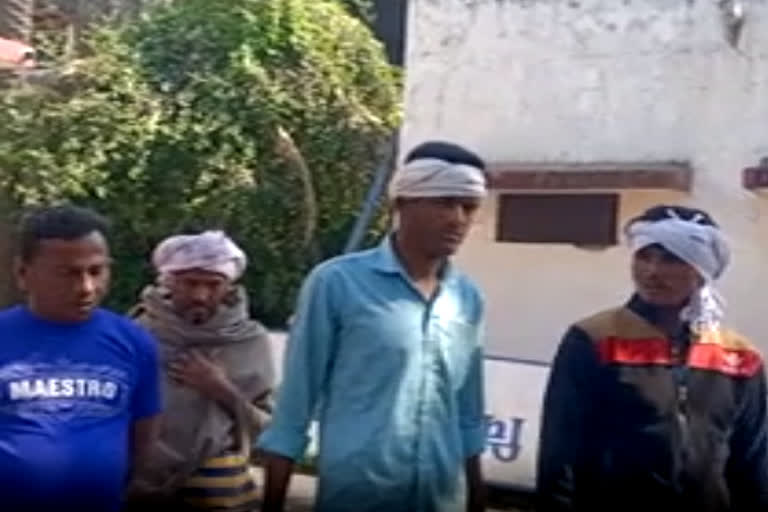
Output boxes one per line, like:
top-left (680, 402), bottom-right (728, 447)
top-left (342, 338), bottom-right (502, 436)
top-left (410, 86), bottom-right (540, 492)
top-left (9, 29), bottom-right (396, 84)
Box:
top-left (596, 337), bottom-right (761, 378)
top-left (597, 337), bottom-right (671, 365)
top-left (688, 343), bottom-right (762, 377)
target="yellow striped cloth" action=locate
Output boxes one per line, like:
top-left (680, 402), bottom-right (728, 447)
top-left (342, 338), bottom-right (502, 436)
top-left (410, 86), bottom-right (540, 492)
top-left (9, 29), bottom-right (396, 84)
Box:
top-left (179, 451), bottom-right (260, 511)
top-left (180, 453), bottom-right (259, 512)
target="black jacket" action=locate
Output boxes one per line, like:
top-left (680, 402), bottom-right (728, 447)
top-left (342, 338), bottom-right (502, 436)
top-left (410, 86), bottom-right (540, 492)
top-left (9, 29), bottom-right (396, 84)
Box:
top-left (536, 296), bottom-right (768, 511)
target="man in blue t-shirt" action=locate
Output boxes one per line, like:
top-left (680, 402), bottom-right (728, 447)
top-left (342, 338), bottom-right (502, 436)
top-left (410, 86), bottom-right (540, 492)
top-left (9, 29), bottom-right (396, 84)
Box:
top-left (0, 205), bottom-right (162, 512)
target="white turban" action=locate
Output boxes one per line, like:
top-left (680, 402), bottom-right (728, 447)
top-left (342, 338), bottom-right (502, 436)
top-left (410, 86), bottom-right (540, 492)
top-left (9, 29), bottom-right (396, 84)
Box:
top-left (152, 230), bottom-right (247, 282)
top-left (388, 157), bottom-right (487, 199)
top-left (625, 209), bottom-right (731, 330)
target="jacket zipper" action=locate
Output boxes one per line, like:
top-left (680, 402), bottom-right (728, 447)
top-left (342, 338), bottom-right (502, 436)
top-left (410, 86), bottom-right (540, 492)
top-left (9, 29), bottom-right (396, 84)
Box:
top-left (671, 342), bottom-right (690, 461)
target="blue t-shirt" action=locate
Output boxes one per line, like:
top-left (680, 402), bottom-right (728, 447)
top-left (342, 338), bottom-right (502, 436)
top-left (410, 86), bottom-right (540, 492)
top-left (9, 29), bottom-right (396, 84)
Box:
top-left (0, 306), bottom-right (162, 512)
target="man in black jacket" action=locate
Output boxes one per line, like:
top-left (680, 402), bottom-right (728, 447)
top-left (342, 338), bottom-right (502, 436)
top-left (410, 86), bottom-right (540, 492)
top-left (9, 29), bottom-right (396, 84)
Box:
top-left (537, 205), bottom-right (768, 511)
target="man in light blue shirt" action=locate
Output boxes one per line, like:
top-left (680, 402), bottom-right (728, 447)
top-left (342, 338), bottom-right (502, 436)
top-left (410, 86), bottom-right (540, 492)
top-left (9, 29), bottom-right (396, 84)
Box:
top-left (259, 141), bottom-right (488, 512)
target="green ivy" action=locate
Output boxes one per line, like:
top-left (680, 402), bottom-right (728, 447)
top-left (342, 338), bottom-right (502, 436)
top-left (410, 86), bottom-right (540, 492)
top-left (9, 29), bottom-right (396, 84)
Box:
top-left (0, 0), bottom-right (401, 326)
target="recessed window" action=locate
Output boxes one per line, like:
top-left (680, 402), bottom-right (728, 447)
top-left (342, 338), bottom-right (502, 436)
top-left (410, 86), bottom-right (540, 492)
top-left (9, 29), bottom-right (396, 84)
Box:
top-left (496, 193), bottom-right (619, 246)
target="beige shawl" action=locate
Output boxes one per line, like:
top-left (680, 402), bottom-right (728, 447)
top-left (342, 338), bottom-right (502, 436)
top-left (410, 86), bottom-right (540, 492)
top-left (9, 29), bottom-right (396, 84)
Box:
top-left (128, 285), bottom-right (274, 497)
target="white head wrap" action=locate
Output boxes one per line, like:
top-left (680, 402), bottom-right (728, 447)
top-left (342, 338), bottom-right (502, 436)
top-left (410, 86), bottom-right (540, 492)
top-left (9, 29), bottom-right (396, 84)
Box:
top-left (388, 157), bottom-right (487, 199)
top-left (625, 209), bottom-right (731, 331)
top-left (152, 230), bottom-right (247, 282)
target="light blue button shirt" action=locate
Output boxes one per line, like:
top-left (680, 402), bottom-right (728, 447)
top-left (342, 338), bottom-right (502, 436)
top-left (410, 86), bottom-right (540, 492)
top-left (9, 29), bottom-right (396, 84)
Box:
top-left (258, 236), bottom-right (486, 512)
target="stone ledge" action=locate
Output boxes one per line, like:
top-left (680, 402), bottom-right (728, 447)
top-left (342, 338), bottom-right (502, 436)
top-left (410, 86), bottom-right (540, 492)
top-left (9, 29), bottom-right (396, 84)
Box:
top-left (488, 161), bottom-right (692, 191)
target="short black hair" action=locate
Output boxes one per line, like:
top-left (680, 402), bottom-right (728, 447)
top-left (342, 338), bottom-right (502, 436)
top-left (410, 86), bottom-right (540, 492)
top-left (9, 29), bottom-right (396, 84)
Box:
top-left (17, 204), bottom-right (111, 261)
top-left (404, 141), bottom-right (486, 171)
top-left (626, 204), bottom-right (718, 229)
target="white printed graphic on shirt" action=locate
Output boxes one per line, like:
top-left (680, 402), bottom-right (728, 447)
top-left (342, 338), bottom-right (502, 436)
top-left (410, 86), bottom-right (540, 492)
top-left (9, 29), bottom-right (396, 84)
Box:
top-left (0, 360), bottom-right (130, 420)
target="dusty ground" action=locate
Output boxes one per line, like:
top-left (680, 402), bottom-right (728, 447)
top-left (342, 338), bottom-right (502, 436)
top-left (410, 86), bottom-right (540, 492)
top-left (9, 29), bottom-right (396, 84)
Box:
top-left (261, 470), bottom-right (526, 511)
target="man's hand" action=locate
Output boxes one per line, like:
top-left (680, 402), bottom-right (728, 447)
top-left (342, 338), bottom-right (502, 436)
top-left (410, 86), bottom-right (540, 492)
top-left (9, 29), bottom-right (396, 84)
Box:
top-left (130, 415), bottom-right (161, 480)
top-left (465, 455), bottom-right (487, 512)
top-left (169, 349), bottom-right (236, 402)
top-left (261, 452), bottom-right (295, 512)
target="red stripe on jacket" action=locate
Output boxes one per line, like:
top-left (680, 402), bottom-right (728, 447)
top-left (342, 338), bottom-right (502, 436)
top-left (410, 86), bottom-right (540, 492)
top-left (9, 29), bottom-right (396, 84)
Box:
top-left (597, 337), bottom-right (761, 377)
top-left (597, 337), bottom-right (671, 365)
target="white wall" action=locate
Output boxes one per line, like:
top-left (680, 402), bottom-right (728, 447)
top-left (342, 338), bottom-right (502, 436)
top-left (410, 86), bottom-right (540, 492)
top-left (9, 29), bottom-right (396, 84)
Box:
top-left (402, 0), bottom-right (768, 361)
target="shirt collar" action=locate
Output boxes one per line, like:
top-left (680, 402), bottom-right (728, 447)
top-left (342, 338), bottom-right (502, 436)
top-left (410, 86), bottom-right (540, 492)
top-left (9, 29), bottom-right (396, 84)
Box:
top-left (371, 234), bottom-right (457, 284)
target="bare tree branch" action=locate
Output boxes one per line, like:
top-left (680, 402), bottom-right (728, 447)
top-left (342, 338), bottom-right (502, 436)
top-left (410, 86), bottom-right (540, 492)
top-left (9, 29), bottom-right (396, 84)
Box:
top-left (274, 125), bottom-right (319, 256)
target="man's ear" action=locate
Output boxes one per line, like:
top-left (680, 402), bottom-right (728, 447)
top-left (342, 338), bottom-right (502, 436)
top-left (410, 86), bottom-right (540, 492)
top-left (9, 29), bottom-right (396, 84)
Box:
top-left (13, 257), bottom-right (28, 294)
top-left (391, 197), bottom-right (420, 230)
top-left (223, 285), bottom-right (239, 307)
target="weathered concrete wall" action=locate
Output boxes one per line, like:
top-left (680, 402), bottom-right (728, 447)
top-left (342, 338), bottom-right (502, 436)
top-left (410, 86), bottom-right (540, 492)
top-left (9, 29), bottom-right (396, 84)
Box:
top-left (403, 0), bottom-right (768, 360)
